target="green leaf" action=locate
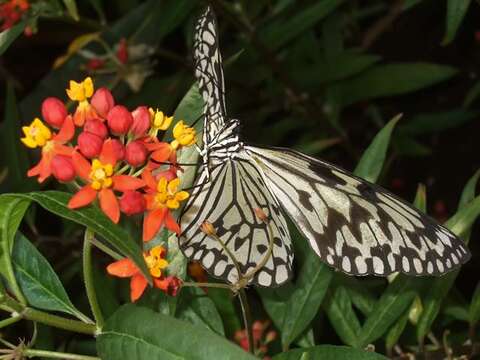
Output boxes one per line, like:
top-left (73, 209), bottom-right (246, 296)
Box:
top-left (458, 169), bottom-right (480, 209)
top-left (1, 192), bottom-right (150, 282)
top-left (336, 63), bottom-right (458, 106)
top-left (385, 309), bottom-right (410, 351)
top-left (272, 345), bottom-right (388, 360)
top-left (0, 21), bottom-right (25, 56)
top-left (324, 285), bottom-right (361, 347)
top-left (354, 114), bottom-right (401, 182)
top-left (259, 228), bottom-right (333, 349)
top-left (0, 83), bottom-right (36, 193)
top-left (97, 304), bottom-right (257, 360)
top-left (176, 286), bottom-right (225, 336)
top-left (0, 195), bottom-right (30, 303)
top-left (469, 282), bottom-right (480, 325)
top-left (414, 183), bottom-right (427, 213)
top-left (261, 0), bottom-right (344, 50)
top-left (63, 0), bottom-right (80, 21)
top-left (12, 233), bottom-right (90, 322)
top-left (399, 110), bottom-right (478, 135)
top-left (443, 0), bottom-right (472, 45)
top-left (207, 288), bottom-right (241, 337)
top-left (358, 275), bottom-right (419, 347)
top-left (445, 195), bottom-right (480, 238)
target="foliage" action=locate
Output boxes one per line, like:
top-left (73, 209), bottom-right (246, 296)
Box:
top-left (0, 0), bottom-right (479, 359)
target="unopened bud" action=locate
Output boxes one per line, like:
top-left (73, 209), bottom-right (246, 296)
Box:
top-left (41, 97), bottom-right (67, 128)
top-left (200, 221), bottom-right (216, 236)
top-left (120, 190), bottom-right (146, 215)
top-left (91, 87), bottom-right (114, 118)
top-left (84, 119), bottom-right (108, 139)
top-left (78, 132), bottom-right (103, 158)
top-left (265, 330), bottom-right (277, 343)
top-left (51, 155), bottom-right (75, 182)
top-left (107, 105), bottom-right (133, 134)
top-left (125, 141), bottom-right (148, 167)
top-left (110, 139), bottom-right (125, 162)
top-left (131, 106), bottom-right (151, 137)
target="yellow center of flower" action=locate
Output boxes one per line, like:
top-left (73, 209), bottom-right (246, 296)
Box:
top-left (144, 245), bottom-right (169, 278)
top-left (66, 77), bottom-right (94, 102)
top-left (21, 118), bottom-right (52, 149)
top-left (171, 121), bottom-right (196, 150)
top-left (89, 159), bottom-right (113, 190)
top-left (154, 177), bottom-right (190, 210)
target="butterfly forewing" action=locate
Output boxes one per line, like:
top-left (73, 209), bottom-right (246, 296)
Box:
top-left (180, 154), bottom-right (293, 287)
top-left (194, 7), bottom-right (227, 145)
top-left (246, 145), bottom-right (471, 276)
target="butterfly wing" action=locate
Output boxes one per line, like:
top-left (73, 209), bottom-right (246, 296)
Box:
top-left (194, 6), bottom-right (227, 145)
top-left (179, 153), bottom-right (293, 287)
top-left (246, 145), bottom-right (471, 276)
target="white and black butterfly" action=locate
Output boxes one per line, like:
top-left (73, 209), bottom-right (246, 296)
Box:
top-left (179, 7), bottom-right (470, 287)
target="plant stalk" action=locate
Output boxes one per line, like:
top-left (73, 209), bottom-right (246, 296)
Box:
top-left (24, 349), bottom-right (100, 360)
top-left (238, 288), bottom-right (254, 354)
top-left (83, 230), bottom-right (104, 328)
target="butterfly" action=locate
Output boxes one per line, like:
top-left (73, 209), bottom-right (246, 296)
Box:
top-left (178, 6), bottom-right (470, 287)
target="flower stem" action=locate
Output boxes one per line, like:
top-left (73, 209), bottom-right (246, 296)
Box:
top-left (181, 281), bottom-right (231, 290)
top-left (83, 230), bottom-right (104, 328)
top-left (238, 288), bottom-right (254, 354)
top-left (22, 308), bottom-right (96, 335)
top-left (23, 349), bottom-right (100, 360)
top-left (0, 314), bottom-right (22, 329)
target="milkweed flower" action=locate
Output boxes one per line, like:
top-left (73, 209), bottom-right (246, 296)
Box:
top-left (68, 139), bottom-right (145, 223)
top-left (171, 121), bottom-right (196, 149)
top-left (66, 77), bottom-right (97, 126)
top-left (142, 170), bottom-right (189, 241)
top-left (22, 116), bottom-right (75, 183)
top-left (148, 109), bottom-right (173, 138)
top-left (106, 245), bottom-right (181, 301)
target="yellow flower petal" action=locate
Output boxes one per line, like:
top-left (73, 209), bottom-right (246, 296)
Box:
top-left (21, 137), bottom-right (37, 148)
top-left (157, 177), bottom-right (167, 193)
top-left (150, 246), bottom-right (164, 258)
top-left (175, 191), bottom-right (190, 202)
top-left (167, 178), bottom-right (180, 194)
top-left (166, 199), bottom-right (179, 209)
top-left (157, 259), bottom-right (169, 269)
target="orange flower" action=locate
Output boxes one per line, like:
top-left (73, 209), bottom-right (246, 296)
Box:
top-left (66, 77), bottom-right (97, 126)
top-left (68, 139), bottom-right (145, 223)
top-left (23, 116), bottom-right (75, 183)
top-left (106, 245), bottom-right (181, 301)
top-left (142, 170), bottom-right (189, 241)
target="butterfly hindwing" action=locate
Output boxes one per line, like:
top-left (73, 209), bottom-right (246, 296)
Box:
top-left (180, 152), bottom-right (293, 287)
top-left (194, 7), bottom-right (227, 145)
top-left (246, 145), bottom-right (471, 276)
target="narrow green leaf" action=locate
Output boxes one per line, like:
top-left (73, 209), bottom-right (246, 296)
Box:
top-left (358, 275), bottom-right (418, 347)
top-left (343, 277), bottom-right (376, 316)
top-left (443, 0), bottom-right (472, 45)
top-left (324, 285), bottom-right (361, 347)
top-left (63, 0), bottom-right (80, 21)
top-left (261, 0), bottom-right (344, 50)
top-left (458, 169), bottom-right (480, 209)
top-left (2, 191), bottom-right (150, 282)
top-left (207, 288), bottom-right (241, 337)
top-left (97, 305), bottom-right (256, 360)
top-left (272, 345), bottom-right (388, 360)
top-left (0, 21), bottom-right (25, 56)
top-left (469, 282), bottom-right (480, 325)
top-left (354, 114), bottom-right (401, 182)
top-left (176, 286), bottom-right (225, 336)
top-left (399, 110), bottom-right (478, 135)
top-left (414, 184), bottom-right (427, 212)
top-left (0, 195), bottom-right (30, 303)
top-left (445, 195), bottom-right (480, 238)
top-left (12, 233), bottom-right (90, 322)
top-left (463, 80), bottom-right (480, 108)
top-left (336, 63), bottom-right (458, 106)
top-left (385, 310), bottom-right (410, 351)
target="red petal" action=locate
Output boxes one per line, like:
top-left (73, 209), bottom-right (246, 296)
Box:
top-left (106, 258), bottom-right (138, 277)
top-left (68, 186), bottom-right (97, 209)
top-left (100, 139), bottom-right (117, 166)
top-left (99, 188), bottom-right (120, 223)
top-left (141, 169), bottom-right (157, 190)
top-left (165, 210), bottom-right (180, 235)
top-left (72, 151), bottom-right (91, 180)
top-left (112, 175), bottom-right (145, 192)
top-left (54, 115), bottom-right (75, 143)
top-left (143, 208), bottom-right (166, 242)
top-left (151, 145), bottom-right (173, 163)
top-left (54, 144), bottom-right (74, 156)
top-left (130, 274), bottom-right (148, 302)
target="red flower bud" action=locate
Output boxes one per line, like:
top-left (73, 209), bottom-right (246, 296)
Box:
top-left (51, 155), bottom-right (75, 182)
top-left (125, 141), bottom-right (148, 167)
top-left (78, 132), bottom-right (103, 159)
top-left (110, 139), bottom-right (126, 162)
top-left (107, 105), bottom-right (133, 134)
top-left (117, 38), bottom-right (128, 64)
top-left (91, 87), bottom-right (114, 118)
top-left (86, 58), bottom-right (105, 70)
top-left (119, 190), bottom-right (146, 215)
top-left (131, 106), bottom-right (151, 137)
top-left (41, 97), bottom-right (67, 128)
top-left (84, 119), bottom-right (108, 139)
top-left (154, 276), bottom-right (182, 296)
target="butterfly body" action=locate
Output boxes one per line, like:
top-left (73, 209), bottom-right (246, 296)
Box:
top-left (179, 7), bottom-right (470, 287)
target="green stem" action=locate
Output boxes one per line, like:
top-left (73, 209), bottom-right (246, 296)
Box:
top-left (181, 282), bottom-right (232, 290)
top-left (238, 289), bottom-right (254, 354)
top-left (88, 236), bottom-right (123, 260)
top-left (24, 349), bottom-right (100, 360)
top-left (0, 314), bottom-right (22, 329)
top-left (22, 308), bottom-right (95, 335)
top-left (83, 230), bottom-right (104, 328)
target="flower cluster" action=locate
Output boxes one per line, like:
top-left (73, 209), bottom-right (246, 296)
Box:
top-left (234, 320), bottom-right (277, 358)
top-left (0, 0), bottom-right (29, 31)
top-left (22, 77), bottom-right (196, 300)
